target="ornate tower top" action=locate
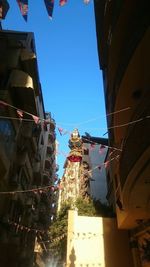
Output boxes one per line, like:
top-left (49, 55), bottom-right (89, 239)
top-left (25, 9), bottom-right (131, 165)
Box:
top-left (68, 129), bottom-right (82, 150)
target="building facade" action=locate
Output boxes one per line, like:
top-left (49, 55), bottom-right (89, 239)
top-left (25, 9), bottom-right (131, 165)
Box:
top-left (0, 30), bottom-right (57, 267)
top-left (82, 135), bottom-right (108, 203)
top-left (66, 210), bottom-right (134, 267)
top-left (94, 1), bottom-right (150, 266)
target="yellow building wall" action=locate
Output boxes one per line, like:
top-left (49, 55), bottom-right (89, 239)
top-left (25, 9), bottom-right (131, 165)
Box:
top-left (66, 210), bottom-right (134, 267)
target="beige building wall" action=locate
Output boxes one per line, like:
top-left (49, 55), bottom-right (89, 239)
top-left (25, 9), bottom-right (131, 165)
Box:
top-left (66, 210), bottom-right (134, 267)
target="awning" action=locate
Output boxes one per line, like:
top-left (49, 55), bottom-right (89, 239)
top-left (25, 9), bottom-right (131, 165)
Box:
top-left (20, 48), bottom-right (40, 96)
top-left (9, 69), bottom-right (37, 115)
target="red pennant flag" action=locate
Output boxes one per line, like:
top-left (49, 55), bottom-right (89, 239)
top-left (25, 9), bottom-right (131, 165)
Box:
top-left (99, 144), bottom-right (106, 154)
top-left (32, 115), bottom-right (39, 124)
top-left (16, 0), bottom-right (28, 21)
top-left (59, 0), bottom-right (67, 6)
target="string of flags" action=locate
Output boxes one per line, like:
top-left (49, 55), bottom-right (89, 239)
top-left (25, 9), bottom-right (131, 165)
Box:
top-left (40, 232), bottom-right (66, 244)
top-left (0, 153), bottom-right (119, 196)
top-left (57, 107), bottom-right (131, 126)
top-left (0, 100), bottom-right (145, 144)
top-left (2, 220), bottom-right (66, 243)
top-left (0, 184), bottom-right (62, 195)
top-left (89, 154), bottom-right (120, 174)
top-left (15, 0), bottom-right (91, 21)
top-left (9, 220), bottom-right (45, 234)
top-left (0, 111), bottom-right (122, 152)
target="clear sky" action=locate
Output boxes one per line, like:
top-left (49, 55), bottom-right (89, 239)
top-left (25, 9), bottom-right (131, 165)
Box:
top-left (2, 0), bottom-right (107, 178)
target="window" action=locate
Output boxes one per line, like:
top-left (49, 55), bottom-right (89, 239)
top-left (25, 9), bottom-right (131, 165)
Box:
top-left (0, 119), bottom-right (15, 157)
top-left (84, 148), bottom-right (89, 155)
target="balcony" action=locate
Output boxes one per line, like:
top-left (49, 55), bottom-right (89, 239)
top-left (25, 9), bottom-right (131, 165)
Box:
top-left (49, 118), bottom-right (56, 131)
top-left (48, 132), bottom-right (56, 144)
top-left (117, 113), bottom-right (150, 228)
top-left (20, 47), bottom-right (41, 96)
top-left (119, 117), bottom-right (150, 189)
top-left (44, 159), bottom-right (52, 171)
top-left (46, 146), bottom-right (54, 157)
top-left (9, 69), bottom-right (37, 115)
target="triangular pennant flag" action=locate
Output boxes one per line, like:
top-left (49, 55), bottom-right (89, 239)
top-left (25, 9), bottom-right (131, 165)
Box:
top-left (98, 166), bottom-right (102, 171)
top-left (90, 143), bottom-right (95, 150)
top-left (32, 115), bottom-right (39, 124)
top-left (44, 0), bottom-right (54, 19)
top-left (58, 127), bottom-right (63, 136)
top-left (0, 0), bottom-right (9, 19)
top-left (59, 0), bottom-right (67, 6)
top-left (16, 0), bottom-right (28, 21)
top-left (99, 144), bottom-right (106, 154)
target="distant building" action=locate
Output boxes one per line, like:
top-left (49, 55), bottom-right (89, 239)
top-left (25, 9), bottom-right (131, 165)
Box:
top-left (58, 129), bottom-right (92, 210)
top-left (82, 136), bottom-right (108, 203)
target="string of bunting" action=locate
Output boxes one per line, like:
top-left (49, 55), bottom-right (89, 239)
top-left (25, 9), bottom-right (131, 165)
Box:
top-left (0, 100), bottom-right (131, 128)
top-left (2, 220), bottom-right (66, 243)
top-left (0, 99), bottom-right (144, 145)
top-left (0, 184), bottom-right (62, 195)
top-left (0, 100), bottom-right (150, 140)
top-left (8, 220), bottom-right (45, 234)
top-left (81, 137), bottom-right (122, 152)
top-left (16, 0), bottom-right (91, 21)
top-left (0, 111), bottom-right (127, 153)
top-left (83, 154), bottom-right (120, 176)
top-left (64, 107), bottom-right (131, 127)
top-left (39, 232), bottom-right (66, 244)
top-left (0, 153), bottom-right (119, 196)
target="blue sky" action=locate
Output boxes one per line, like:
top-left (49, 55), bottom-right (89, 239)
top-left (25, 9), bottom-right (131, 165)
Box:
top-left (2, 0), bottom-right (107, 177)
